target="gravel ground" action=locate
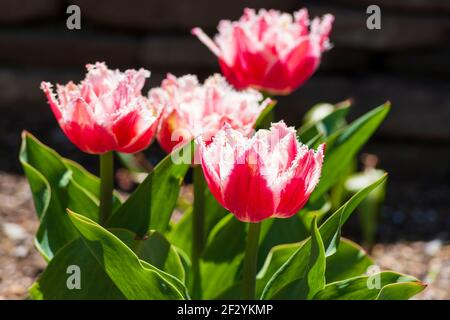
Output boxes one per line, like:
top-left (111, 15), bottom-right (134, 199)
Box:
top-left (0, 172), bottom-right (448, 300)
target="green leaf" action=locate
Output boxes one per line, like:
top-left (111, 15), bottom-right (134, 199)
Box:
top-left (30, 210), bottom-right (188, 300)
top-left (166, 209), bottom-right (193, 259)
top-left (255, 100), bottom-right (277, 130)
top-left (111, 229), bottom-right (185, 283)
top-left (305, 133), bottom-right (325, 149)
top-left (256, 238), bottom-right (371, 298)
top-left (260, 173), bottom-right (387, 299)
top-left (256, 242), bottom-right (302, 298)
top-left (345, 168), bottom-right (387, 250)
top-left (299, 101), bottom-right (351, 142)
top-left (298, 195), bottom-right (331, 234)
top-left (19, 132), bottom-right (99, 260)
top-left (376, 282), bottom-right (426, 300)
top-left (200, 214), bottom-right (246, 299)
top-left (310, 103), bottom-right (390, 202)
top-left (29, 238), bottom-right (125, 300)
top-left (258, 215), bottom-right (308, 268)
top-left (63, 158), bottom-right (122, 211)
top-left (314, 272), bottom-right (424, 300)
top-left (271, 217), bottom-right (326, 299)
top-left (107, 148), bottom-right (190, 236)
top-left (326, 238), bottom-right (374, 283)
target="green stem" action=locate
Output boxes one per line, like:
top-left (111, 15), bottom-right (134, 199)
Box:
top-left (242, 222), bottom-right (261, 300)
top-left (192, 165), bottom-right (205, 299)
top-left (99, 151), bottom-right (114, 226)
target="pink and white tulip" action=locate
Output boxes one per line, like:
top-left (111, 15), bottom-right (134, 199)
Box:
top-left (198, 121), bottom-right (324, 222)
top-left (192, 8), bottom-right (334, 95)
top-left (150, 73), bottom-right (269, 153)
top-left (41, 62), bottom-right (161, 154)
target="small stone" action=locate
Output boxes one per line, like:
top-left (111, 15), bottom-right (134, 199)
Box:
top-left (7, 284), bottom-right (25, 296)
top-left (425, 239), bottom-right (442, 256)
top-left (13, 245), bottom-right (29, 258)
top-left (2, 222), bottom-right (27, 242)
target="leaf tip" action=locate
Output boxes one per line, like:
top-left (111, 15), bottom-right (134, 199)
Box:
top-left (21, 130), bottom-right (30, 138)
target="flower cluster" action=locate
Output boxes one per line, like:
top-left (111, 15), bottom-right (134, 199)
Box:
top-left (25, 6), bottom-right (425, 302)
top-left (41, 7), bottom-right (333, 223)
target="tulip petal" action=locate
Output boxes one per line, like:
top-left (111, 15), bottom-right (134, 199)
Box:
top-left (40, 82), bottom-right (62, 121)
top-left (223, 147), bottom-right (275, 222)
top-left (275, 144), bottom-right (324, 217)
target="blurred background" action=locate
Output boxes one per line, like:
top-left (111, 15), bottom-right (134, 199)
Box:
top-left (0, 0), bottom-right (449, 299)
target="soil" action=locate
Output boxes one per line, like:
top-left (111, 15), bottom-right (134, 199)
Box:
top-left (0, 172), bottom-right (448, 300)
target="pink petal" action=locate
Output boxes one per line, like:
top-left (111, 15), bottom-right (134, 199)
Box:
top-left (191, 27), bottom-right (221, 57)
top-left (40, 82), bottom-right (62, 121)
top-left (223, 147), bottom-right (275, 222)
top-left (275, 144), bottom-right (324, 217)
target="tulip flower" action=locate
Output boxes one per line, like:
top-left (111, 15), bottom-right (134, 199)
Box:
top-left (192, 8), bottom-right (334, 95)
top-left (198, 121), bottom-right (324, 223)
top-left (149, 73), bottom-right (269, 154)
top-left (41, 62), bottom-right (161, 154)
top-left (198, 121), bottom-right (324, 299)
top-left (41, 62), bottom-right (162, 225)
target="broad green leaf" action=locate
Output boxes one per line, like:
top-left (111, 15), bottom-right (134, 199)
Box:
top-left (256, 238), bottom-right (370, 298)
top-left (166, 209), bottom-right (193, 259)
top-left (71, 211), bottom-right (188, 299)
top-left (256, 242), bottom-right (303, 298)
top-left (111, 229), bottom-right (185, 282)
top-left (258, 215), bottom-right (308, 268)
top-left (326, 238), bottom-right (373, 283)
top-left (314, 272), bottom-right (424, 300)
top-left (19, 132), bottom-right (99, 260)
top-left (30, 214), bottom-right (186, 299)
top-left (271, 217), bottom-right (326, 299)
top-left (200, 214), bottom-right (246, 299)
top-left (299, 101), bottom-right (351, 142)
top-left (260, 174), bottom-right (387, 299)
top-left (107, 148), bottom-right (190, 236)
top-left (29, 238), bottom-right (126, 300)
top-left (310, 103), bottom-right (390, 202)
top-left (298, 195), bottom-right (331, 234)
top-left (376, 282), bottom-right (426, 300)
top-left (63, 158), bottom-right (122, 211)
top-left (34, 210), bottom-right (188, 299)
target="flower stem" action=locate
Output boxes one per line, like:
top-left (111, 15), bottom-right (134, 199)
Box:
top-left (192, 165), bottom-right (205, 299)
top-left (242, 222), bottom-right (261, 300)
top-left (99, 151), bottom-right (114, 226)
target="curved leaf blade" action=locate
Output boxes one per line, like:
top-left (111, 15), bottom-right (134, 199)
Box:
top-left (260, 174), bottom-right (387, 299)
top-left (311, 103), bottom-right (390, 202)
top-left (107, 148), bottom-right (190, 236)
top-left (69, 210), bottom-right (187, 299)
top-left (314, 272), bottom-right (424, 300)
